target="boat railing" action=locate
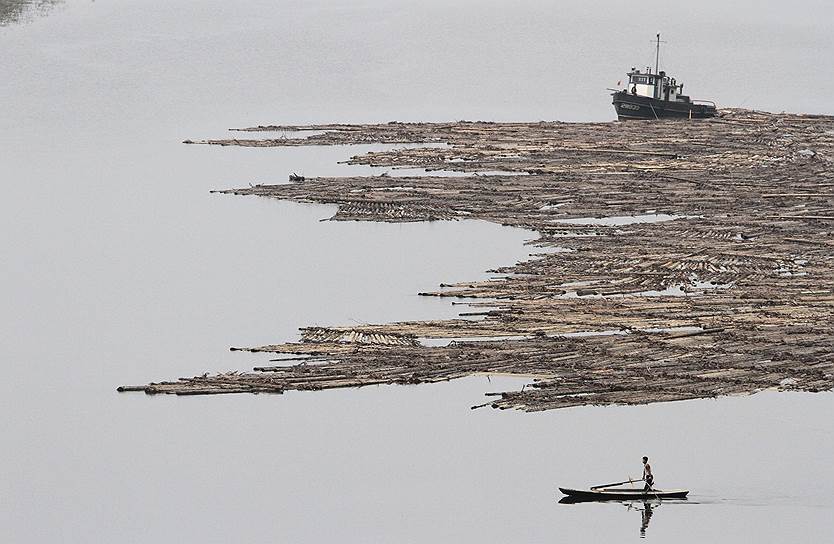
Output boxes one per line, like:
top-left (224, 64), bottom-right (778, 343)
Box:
top-left (692, 99), bottom-right (717, 107)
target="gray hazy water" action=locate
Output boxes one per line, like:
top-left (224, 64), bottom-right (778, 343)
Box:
top-left (2, 1), bottom-right (833, 542)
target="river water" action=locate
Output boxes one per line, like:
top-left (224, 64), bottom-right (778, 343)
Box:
top-left (2, 1), bottom-right (833, 542)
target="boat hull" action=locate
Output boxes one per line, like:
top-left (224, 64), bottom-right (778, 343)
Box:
top-left (612, 91), bottom-right (716, 120)
top-left (558, 487), bottom-right (689, 502)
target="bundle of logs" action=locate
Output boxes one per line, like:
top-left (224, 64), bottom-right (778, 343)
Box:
top-left (119, 109), bottom-right (834, 411)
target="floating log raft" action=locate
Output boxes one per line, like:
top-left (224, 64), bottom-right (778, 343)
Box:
top-left (122, 110), bottom-right (834, 410)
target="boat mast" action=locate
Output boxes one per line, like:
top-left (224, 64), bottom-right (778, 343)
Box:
top-left (655, 33), bottom-right (661, 74)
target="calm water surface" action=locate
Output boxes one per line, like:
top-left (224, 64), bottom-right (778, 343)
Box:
top-left (2, 1), bottom-right (833, 542)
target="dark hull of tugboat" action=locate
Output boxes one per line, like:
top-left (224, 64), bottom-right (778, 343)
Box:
top-left (612, 91), bottom-right (716, 120)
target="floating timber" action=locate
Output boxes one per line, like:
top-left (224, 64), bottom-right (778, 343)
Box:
top-left (120, 109), bottom-right (834, 411)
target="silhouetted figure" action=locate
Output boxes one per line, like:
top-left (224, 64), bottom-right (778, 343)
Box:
top-left (642, 456), bottom-right (654, 491)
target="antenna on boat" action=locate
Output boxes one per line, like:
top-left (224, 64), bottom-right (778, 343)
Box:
top-left (654, 33), bottom-right (666, 74)
top-left (655, 33), bottom-right (661, 74)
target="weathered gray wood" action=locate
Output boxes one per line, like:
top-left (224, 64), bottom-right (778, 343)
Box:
top-left (120, 109), bottom-right (834, 411)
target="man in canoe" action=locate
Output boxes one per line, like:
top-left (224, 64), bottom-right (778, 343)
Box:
top-left (642, 456), bottom-right (654, 491)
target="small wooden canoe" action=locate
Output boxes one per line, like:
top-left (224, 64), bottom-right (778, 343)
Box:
top-left (559, 487), bottom-right (689, 502)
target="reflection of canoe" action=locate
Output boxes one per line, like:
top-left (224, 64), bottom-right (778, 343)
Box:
top-left (558, 487), bottom-right (689, 502)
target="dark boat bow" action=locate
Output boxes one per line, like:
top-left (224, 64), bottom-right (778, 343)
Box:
top-left (612, 90), bottom-right (717, 120)
top-left (559, 487), bottom-right (690, 502)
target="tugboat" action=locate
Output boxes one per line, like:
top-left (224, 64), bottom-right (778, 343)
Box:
top-left (612, 34), bottom-right (717, 120)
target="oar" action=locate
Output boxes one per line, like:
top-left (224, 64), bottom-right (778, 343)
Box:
top-left (591, 478), bottom-right (643, 490)
top-left (645, 480), bottom-right (662, 502)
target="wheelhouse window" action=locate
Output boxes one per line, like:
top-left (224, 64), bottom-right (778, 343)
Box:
top-left (631, 76), bottom-right (649, 85)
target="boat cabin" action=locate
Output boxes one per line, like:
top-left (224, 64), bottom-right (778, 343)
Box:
top-left (627, 67), bottom-right (690, 103)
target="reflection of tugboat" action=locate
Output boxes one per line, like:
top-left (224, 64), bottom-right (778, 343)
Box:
top-left (612, 34), bottom-right (717, 120)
